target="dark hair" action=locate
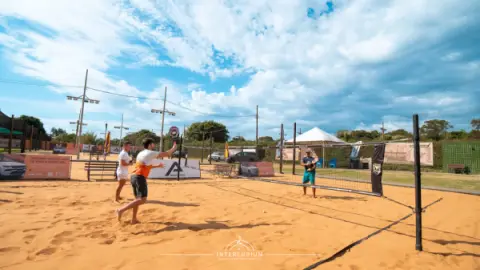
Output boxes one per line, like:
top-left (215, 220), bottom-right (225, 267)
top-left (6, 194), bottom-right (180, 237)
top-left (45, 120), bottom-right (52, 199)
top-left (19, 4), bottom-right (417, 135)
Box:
top-left (123, 141), bottom-right (131, 146)
top-left (142, 138), bottom-right (154, 149)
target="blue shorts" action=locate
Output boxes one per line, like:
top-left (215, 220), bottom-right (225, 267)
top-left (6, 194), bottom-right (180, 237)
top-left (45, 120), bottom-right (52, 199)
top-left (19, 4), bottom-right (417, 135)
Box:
top-left (302, 171), bottom-right (315, 185)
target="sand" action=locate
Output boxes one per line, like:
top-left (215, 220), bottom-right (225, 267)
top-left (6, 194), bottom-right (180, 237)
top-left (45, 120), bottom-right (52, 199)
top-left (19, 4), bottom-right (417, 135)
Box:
top-left (0, 155), bottom-right (479, 270)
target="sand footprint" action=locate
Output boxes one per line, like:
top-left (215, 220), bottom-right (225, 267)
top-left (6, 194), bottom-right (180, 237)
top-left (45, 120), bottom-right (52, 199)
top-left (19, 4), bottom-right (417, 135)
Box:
top-left (50, 231), bottom-right (75, 245)
top-left (23, 234), bottom-right (36, 244)
top-left (35, 247), bottom-right (56, 256)
top-left (0, 246), bottom-right (21, 253)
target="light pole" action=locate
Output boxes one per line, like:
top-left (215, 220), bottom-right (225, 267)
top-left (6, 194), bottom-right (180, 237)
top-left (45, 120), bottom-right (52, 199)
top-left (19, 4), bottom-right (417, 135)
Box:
top-left (66, 71), bottom-right (100, 160)
top-left (114, 114), bottom-right (129, 147)
top-left (151, 106), bottom-right (175, 151)
top-left (69, 121), bottom-right (87, 148)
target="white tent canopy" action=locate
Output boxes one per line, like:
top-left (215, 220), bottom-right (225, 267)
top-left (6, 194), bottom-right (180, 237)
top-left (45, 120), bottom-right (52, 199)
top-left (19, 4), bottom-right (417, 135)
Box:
top-left (286, 127), bottom-right (345, 144)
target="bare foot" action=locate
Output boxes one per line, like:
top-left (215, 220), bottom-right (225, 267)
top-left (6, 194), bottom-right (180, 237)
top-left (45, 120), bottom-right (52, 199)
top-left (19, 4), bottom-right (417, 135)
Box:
top-left (115, 209), bottom-right (122, 222)
top-left (313, 196), bottom-right (317, 198)
top-left (131, 219), bottom-right (141, 225)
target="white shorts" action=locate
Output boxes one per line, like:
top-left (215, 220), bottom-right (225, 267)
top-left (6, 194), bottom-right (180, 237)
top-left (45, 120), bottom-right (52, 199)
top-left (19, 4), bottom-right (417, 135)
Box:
top-left (117, 174), bottom-right (129, 181)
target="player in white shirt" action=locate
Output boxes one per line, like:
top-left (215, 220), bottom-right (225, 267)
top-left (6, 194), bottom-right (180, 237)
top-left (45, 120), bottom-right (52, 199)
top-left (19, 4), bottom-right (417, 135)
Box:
top-left (115, 141), bottom-right (132, 202)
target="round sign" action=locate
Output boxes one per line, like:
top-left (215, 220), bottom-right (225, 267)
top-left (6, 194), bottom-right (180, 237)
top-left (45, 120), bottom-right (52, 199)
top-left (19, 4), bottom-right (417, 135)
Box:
top-left (169, 126), bottom-right (179, 139)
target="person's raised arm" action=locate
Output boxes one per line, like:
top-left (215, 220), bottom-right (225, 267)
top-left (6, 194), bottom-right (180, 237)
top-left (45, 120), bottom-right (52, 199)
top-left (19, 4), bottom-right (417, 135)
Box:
top-left (156, 141), bottom-right (177, 158)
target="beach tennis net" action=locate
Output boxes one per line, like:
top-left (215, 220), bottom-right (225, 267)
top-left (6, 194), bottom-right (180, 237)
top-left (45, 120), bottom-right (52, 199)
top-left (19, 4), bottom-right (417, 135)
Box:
top-left (178, 142), bottom-right (386, 196)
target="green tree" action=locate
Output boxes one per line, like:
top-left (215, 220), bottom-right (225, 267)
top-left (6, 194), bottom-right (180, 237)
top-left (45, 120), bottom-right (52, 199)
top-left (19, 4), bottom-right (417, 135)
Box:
top-left (350, 130), bottom-right (379, 141)
top-left (81, 132), bottom-right (97, 145)
top-left (231, 136), bottom-right (246, 142)
top-left (185, 121), bottom-right (229, 142)
top-left (420, 119), bottom-right (453, 141)
top-left (258, 136), bottom-right (274, 142)
top-left (53, 133), bottom-right (76, 143)
top-left (51, 127), bottom-right (67, 137)
top-left (19, 115), bottom-right (46, 134)
top-left (336, 130), bottom-right (350, 141)
top-left (471, 118), bottom-right (480, 130)
top-left (123, 129), bottom-right (160, 147)
top-left (388, 129), bottom-right (412, 139)
top-left (449, 130), bottom-right (469, 140)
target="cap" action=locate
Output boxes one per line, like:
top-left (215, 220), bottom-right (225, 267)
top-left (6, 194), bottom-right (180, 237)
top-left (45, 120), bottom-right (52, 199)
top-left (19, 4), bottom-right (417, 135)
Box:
top-left (305, 149), bottom-right (312, 153)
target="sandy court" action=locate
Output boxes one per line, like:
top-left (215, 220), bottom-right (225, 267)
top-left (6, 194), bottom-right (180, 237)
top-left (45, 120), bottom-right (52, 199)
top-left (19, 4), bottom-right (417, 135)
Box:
top-left (0, 158), bottom-right (479, 270)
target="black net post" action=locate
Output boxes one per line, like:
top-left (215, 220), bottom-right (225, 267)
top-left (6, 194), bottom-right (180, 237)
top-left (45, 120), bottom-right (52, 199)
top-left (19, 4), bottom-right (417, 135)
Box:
top-left (20, 121), bottom-right (26, 153)
top-left (8, 114), bottom-right (14, 154)
top-left (413, 114), bottom-right (423, 251)
top-left (209, 133), bottom-right (213, 165)
top-left (177, 135), bottom-right (183, 181)
top-left (201, 132), bottom-right (205, 163)
top-left (280, 123), bottom-right (283, 174)
top-left (292, 122), bottom-right (296, 175)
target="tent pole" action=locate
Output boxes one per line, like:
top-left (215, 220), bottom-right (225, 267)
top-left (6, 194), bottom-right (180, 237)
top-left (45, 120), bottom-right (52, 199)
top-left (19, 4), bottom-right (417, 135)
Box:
top-left (322, 141), bottom-right (325, 168)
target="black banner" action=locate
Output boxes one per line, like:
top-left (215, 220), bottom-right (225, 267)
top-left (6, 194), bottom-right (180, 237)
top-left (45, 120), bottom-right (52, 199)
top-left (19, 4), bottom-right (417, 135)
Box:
top-left (371, 143), bottom-right (386, 195)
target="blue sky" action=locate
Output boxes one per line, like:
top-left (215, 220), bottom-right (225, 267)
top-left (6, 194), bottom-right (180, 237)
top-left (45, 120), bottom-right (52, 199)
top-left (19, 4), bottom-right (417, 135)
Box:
top-left (0, 0), bottom-right (479, 140)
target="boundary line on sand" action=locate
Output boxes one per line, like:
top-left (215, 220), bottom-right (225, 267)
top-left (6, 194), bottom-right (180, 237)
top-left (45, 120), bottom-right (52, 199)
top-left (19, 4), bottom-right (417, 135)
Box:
top-left (303, 198), bottom-right (444, 270)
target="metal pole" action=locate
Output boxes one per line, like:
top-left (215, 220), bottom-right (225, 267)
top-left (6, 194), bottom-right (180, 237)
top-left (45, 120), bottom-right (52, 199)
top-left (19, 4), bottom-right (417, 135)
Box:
top-left (104, 123), bottom-right (108, 141)
top-left (177, 135), bottom-right (183, 181)
top-left (293, 122), bottom-right (296, 175)
top-left (119, 113), bottom-right (124, 147)
top-left (413, 114), bottom-right (422, 251)
top-left (209, 134), bottom-right (213, 165)
top-left (256, 105), bottom-right (259, 145)
top-left (159, 86), bottom-right (167, 151)
top-left (8, 114), bottom-right (14, 154)
top-left (280, 123), bottom-right (284, 174)
top-left (201, 132), bottom-right (205, 163)
top-left (77, 69), bottom-right (88, 160)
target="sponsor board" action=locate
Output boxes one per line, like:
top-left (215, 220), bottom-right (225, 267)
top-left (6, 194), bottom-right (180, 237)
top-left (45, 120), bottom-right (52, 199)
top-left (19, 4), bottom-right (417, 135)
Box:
top-left (0, 154), bottom-right (70, 180)
top-left (385, 142), bottom-right (434, 166)
top-left (148, 159), bottom-right (201, 179)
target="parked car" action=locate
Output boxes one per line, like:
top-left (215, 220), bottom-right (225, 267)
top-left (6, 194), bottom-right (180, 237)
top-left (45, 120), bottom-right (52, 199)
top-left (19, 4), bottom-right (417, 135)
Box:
top-left (172, 150), bottom-right (188, 158)
top-left (226, 152), bottom-right (259, 163)
top-left (208, 152), bottom-right (225, 162)
top-left (53, 145), bottom-right (66, 154)
top-left (0, 154), bottom-right (26, 180)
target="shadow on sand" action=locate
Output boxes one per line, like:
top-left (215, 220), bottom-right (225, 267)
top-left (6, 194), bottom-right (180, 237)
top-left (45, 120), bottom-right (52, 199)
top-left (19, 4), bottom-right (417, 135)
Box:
top-left (147, 200), bottom-right (200, 207)
top-left (132, 221), bottom-right (289, 235)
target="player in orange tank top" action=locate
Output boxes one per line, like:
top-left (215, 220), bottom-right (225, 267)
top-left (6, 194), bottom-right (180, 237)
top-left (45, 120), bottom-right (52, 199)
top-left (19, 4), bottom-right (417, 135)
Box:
top-left (116, 138), bottom-right (176, 224)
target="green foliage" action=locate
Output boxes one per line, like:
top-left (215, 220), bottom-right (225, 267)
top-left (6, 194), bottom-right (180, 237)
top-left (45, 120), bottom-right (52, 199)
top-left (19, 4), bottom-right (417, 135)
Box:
top-left (259, 136), bottom-right (274, 142)
top-left (389, 129), bottom-right (412, 139)
top-left (231, 136), bottom-right (246, 142)
top-left (123, 129), bottom-right (160, 148)
top-left (449, 130), bottom-right (469, 140)
top-left (471, 118), bottom-right (480, 130)
top-left (50, 127), bottom-right (67, 137)
top-left (53, 133), bottom-right (76, 143)
top-left (19, 115), bottom-right (46, 134)
top-left (469, 130), bottom-right (480, 139)
top-left (421, 119), bottom-right (453, 141)
top-left (81, 132), bottom-right (97, 145)
top-left (185, 121), bottom-right (229, 143)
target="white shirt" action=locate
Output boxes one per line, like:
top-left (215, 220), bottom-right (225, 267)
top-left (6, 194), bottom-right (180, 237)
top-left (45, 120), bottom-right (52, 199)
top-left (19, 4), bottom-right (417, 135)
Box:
top-left (117, 150), bottom-right (131, 176)
top-left (135, 149), bottom-right (159, 166)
